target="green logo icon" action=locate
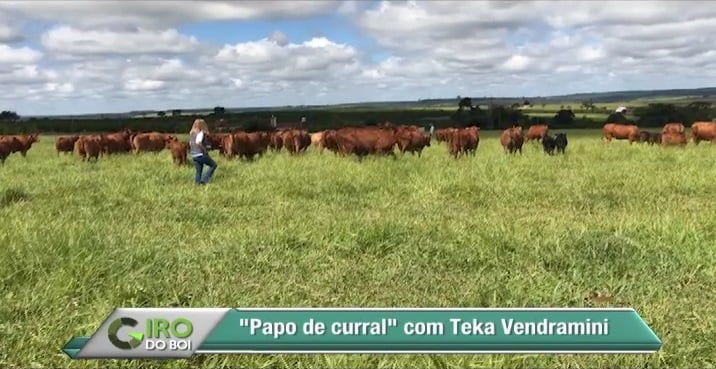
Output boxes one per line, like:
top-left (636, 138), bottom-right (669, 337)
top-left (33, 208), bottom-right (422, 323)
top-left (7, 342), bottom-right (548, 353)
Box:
top-left (108, 317), bottom-right (144, 350)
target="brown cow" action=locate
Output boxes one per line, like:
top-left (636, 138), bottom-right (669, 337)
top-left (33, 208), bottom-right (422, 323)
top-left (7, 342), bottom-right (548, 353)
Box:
top-left (206, 133), bottom-right (228, 152)
top-left (603, 123), bottom-right (639, 143)
top-left (168, 141), bottom-right (189, 165)
top-left (690, 121), bottom-right (716, 144)
top-left (7, 134), bottom-right (39, 156)
top-left (0, 136), bottom-right (20, 164)
top-left (319, 129), bottom-right (339, 154)
top-left (500, 126), bottom-right (524, 154)
top-left (269, 131), bottom-right (284, 152)
top-left (233, 131), bottom-right (271, 160)
top-left (102, 129), bottom-right (133, 154)
top-left (434, 128), bottom-right (452, 143)
top-left (132, 132), bottom-right (176, 153)
top-left (55, 135), bottom-right (80, 155)
top-left (74, 135), bottom-right (102, 161)
top-left (661, 132), bottom-right (687, 147)
top-left (447, 126), bottom-right (479, 158)
top-left (333, 126), bottom-right (398, 159)
top-left (396, 129), bottom-right (431, 157)
top-left (662, 123), bottom-right (685, 135)
top-left (525, 124), bottom-right (549, 142)
top-left (282, 129), bottom-right (311, 155)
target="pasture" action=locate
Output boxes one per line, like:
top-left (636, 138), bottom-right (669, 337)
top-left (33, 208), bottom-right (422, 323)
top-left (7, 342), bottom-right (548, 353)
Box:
top-left (1, 129), bottom-right (716, 368)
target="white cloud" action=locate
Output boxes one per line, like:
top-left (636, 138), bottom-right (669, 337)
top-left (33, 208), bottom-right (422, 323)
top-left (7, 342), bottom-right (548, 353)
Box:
top-left (41, 26), bottom-right (199, 56)
top-left (214, 36), bottom-right (359, 82)
top-left (0, 24), bottom-right (23, 43)
top-left (3, 0), bottom-right (716, 115)
top-left (0, 1), bottom-right (340, 29)
top-left (500, 55), bottom-right (531, 71)
top-left (0, 45), bottom-right (42, 64)
top-left (124, 79), bottom-right (165, 91)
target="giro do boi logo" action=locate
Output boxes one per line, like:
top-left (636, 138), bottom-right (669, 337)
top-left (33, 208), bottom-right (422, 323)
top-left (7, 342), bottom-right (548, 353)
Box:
top-left (108, 317), bottom-right (194, 351)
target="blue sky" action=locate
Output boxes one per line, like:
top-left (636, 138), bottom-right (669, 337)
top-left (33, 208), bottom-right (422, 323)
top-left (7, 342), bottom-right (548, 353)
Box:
top-left (0, 1), bottom-right (715, 116)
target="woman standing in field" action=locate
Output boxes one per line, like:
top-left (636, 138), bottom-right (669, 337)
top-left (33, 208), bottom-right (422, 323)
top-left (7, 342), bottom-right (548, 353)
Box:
top-left (189, 119), bottom-right (218, 185)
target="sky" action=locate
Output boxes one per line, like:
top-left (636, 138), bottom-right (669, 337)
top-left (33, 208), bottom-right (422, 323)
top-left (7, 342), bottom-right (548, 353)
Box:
top-left (2, 0), bottom-right (716, 116)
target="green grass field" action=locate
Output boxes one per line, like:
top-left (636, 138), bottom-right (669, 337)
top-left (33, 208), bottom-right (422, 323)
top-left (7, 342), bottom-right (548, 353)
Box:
top-left (2, 130), bottom-right (716, 368)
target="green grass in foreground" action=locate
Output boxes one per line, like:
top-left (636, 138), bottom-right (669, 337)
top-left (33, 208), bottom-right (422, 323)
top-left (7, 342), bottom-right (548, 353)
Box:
top-left (2, 129), bottom-right (716, 368)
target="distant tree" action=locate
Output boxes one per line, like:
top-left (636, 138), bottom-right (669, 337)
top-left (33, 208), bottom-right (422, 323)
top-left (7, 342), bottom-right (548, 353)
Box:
top-left (511, 102), bottom-right (521, 109)
top-left (687, 101), bottom-right (713, 110)
top-left (458, 97), bottom-right (473, 111)
top-left (0, 110), bottom-right (20, 121)
top-left (157, 111), bottom-right (166, 117)
top-left (523, 99), bottom-right (531, 106)
top-left (171, 109), bottom-right (182, 117)
top-left (605, 112), bottom-right (630, 124)
top-left (581, 100), bottom-right (595, 111)
top-left (552, 109), bottom-right (576, 127)
top-left (541, 103), bottom-right (546, 108)
top-left (632, 103), bottom-right (684, 126)
top-left (213, 106), bottom-right (225, 115)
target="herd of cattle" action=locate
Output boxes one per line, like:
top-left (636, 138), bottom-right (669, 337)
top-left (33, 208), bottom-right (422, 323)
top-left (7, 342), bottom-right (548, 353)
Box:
top-left (0, 121), bottom-right (715, 165)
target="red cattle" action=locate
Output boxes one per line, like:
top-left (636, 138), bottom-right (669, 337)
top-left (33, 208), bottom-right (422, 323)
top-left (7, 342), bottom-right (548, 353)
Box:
top-left (446, 126), bottom-right (479, 158)
top-left (55, 135), bottom-right (80, 155)
top-left (168, 141), bottom-right (189, 165)
top-left (525, 124), bottom-right (549, 142)
top-left (132, 132), bottom-right (177, 153)
top-left (500, 126), bottom-right (524, 154)
top-left (603, 123), bottom-right (639, 143)
top-left (662, 123), bottom-right (685, 135)
top-left (690, 121), bottom-right (716, 144)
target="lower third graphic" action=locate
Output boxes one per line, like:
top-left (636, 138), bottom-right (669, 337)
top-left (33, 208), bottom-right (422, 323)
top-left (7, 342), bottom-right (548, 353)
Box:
top-left (107, 317), bottom-right (144, 350)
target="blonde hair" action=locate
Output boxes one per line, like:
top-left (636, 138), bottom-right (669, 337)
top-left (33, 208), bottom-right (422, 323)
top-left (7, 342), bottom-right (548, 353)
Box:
top-left (190, 119), bottom-right (209, 134)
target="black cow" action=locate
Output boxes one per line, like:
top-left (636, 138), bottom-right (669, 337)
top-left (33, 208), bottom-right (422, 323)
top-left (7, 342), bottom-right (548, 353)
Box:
top-left (554, 133), bottom-right (568, 154)
top-left (542, 135), bottom-right (556, 155)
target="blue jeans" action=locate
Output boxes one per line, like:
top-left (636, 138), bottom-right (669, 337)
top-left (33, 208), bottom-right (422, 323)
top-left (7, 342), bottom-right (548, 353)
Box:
top-left (192, 154), bottom-right (217, 184)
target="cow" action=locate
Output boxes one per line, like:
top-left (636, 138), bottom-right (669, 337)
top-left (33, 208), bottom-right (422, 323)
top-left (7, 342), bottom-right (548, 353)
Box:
top-left (7, 134), bottom-right (39, 156)
top-left (525, 124), bottom-right (549, 143)
top-left (102, 129), bottom-right (133, 154)
top-left (332, 126), bottom-right (398, 159)
top-left (282, 129), bottom-right (311, 155)
top-left (500, 126), bottom-right (524, 154)
top-left (220, 134), bottom-right (237, 158)
top-left (542, 135), bottom-right (556, 155)
top-left (75, 135), bottom-right (102, 162)
top-left (662, 123), bottom-right (685, 135)
top-left (55, 135), bottom-right (80, 155)
top-left (446, 126), bottom-right (479, 158)
top-left (396, 129), bottom-right (431, 157)
top-left (168, 141), bottom-right (189, 166)
top-left (638, 131), bottom-right (651, 144)
top-left (269, 131), bottom-right (284, 152)
top-left (434, 128), bottom-right (451, 143)
top-left (602, 123), bottom-right (639, 143)
top-left (0, 136), bottom-right (20, 164)
top-left (319, 129), bottom-right (339, 155)
top-left (649, 133), bottom-right (662, 145)
top-left (205, 133), bottom-right (228, 152)
top-left (661, 132), bottom-right (687, 147)
top-left (233, 131), bottom-right (271, 161)
top-left (310, 132), bottom-right (324, 151)
top-left (132, 132), bottom-right (177, 153)
top-left (690, 121), bottom-right (716, 144)
top-left (554, 133), bottom-right (568, 154)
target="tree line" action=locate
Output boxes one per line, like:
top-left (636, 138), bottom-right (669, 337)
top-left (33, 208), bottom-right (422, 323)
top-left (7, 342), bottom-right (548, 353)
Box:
top-left (0, 101), bottom-right (714, 135)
